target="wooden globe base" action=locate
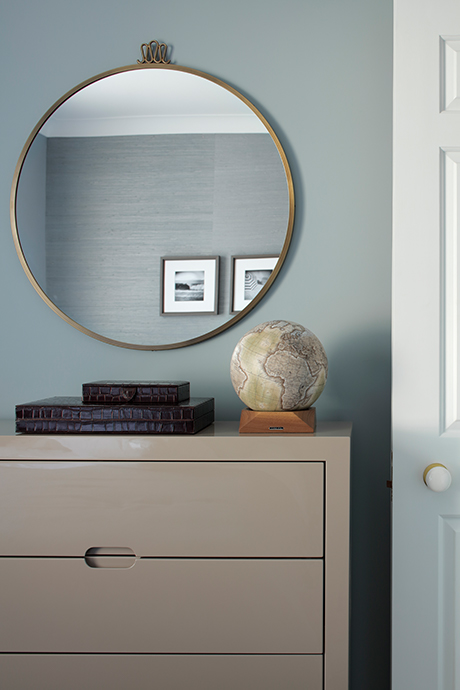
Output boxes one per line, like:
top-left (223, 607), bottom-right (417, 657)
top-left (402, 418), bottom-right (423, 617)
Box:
top-left (239, 407), bottom-right (316, 434)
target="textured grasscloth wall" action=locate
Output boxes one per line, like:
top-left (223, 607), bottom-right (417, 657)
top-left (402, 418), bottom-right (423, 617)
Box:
top-left (0, 1), bottom-right (392, 688)
top-left (43, 133), bottom-right (287, 344)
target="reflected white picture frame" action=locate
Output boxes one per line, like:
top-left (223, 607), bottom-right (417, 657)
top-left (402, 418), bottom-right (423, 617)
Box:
top-left (161, 256), bottom-right (219, 315)
top-left (231, 255), bottom-right (279, 313)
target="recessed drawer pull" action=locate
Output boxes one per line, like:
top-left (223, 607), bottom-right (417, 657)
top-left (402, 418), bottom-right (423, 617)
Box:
top-left (84, 547), bottom-right (136, 569)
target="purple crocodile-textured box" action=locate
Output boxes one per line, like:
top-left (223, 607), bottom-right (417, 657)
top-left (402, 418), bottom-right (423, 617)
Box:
top-left (81, 381), bottom-right (190, 405)
top-left (16, 396), bottom-right (214, 435)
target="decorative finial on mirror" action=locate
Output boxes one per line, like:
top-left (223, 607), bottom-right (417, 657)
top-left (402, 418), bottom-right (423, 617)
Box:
top-left (138, 40), bottom-right (171, 65)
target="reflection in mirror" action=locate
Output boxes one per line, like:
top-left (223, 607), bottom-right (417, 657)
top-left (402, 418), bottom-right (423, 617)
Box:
top-left (13, 66), bottom-right (294, 349)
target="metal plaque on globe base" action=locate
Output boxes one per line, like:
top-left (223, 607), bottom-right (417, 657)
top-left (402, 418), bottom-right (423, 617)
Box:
top-left (239, 407), bottom-right (316, 434)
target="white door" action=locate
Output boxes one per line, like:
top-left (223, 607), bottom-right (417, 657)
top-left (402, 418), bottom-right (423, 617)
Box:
top-left (393, 0), bottom-right (460, 688)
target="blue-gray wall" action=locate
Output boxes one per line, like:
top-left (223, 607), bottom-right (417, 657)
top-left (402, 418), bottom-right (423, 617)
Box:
top-left (16, 133), bottom-right (47, 290)
top-left (0, 1), bottom-right (392, 689)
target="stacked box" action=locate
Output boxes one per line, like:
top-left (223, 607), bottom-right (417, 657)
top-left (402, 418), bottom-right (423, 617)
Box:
top-left (82, 381), bottom-right (190, 404)
top-left (16, 382), bottom-right (214, 435)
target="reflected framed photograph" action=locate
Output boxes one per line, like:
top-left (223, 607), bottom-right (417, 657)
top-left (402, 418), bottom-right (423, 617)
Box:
top-left (231, 255), bottom-right (279, 313)
top-left (161, 256), bottom-right (219, 315)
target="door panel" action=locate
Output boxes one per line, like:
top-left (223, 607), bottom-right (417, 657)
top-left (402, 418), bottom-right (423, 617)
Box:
top-left (393, 0), bottom-right (460, 688)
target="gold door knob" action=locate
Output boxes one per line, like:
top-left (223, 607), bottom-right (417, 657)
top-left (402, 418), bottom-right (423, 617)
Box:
top-left (423, 464), bottom-right (452, 492)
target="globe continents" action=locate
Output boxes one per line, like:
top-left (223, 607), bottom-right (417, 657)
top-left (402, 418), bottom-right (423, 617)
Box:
top-left (230, 320), bottom-right (328, 411)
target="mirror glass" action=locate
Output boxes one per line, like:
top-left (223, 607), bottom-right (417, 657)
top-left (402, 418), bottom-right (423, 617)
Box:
top-left (11, 65), bottom-right (294, 350)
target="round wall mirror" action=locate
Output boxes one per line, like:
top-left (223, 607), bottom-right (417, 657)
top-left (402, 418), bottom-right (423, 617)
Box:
top-left (10, 56), bottom-right (294, 350)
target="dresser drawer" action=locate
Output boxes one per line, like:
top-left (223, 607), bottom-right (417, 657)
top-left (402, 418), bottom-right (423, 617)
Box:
top-left (0, 558), bottom-right (323, 654)
top-left (0, 654), bottom-right (323, 690)
top-left (0, 461), bottom-right (323, 557)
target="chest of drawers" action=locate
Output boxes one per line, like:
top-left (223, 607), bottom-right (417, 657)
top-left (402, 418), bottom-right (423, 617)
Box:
top-left (0, 420), bottom-right (351, 690)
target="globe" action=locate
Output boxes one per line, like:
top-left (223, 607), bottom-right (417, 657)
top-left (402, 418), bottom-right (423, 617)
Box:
top-left (230, 320), bottom-right (328, 411)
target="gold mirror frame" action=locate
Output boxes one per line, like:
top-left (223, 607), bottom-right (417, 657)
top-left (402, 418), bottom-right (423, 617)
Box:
top-left (10, 53), bottom-right (295, 351)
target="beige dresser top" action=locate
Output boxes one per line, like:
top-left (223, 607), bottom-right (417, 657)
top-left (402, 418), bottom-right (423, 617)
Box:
top-left (0, 420), bottom-right (352, 461)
